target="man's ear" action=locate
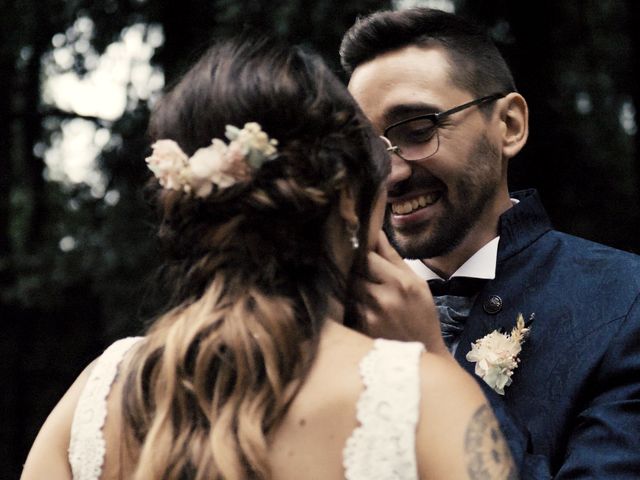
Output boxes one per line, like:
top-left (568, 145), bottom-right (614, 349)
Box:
top-left (499, 92), bottom-right (529, 160)
top-left (339, 186), bottom-right (359, 225)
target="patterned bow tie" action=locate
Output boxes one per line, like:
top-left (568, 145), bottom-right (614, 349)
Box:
top-left (428, 278), bottom-right (487, 350)
top-left (427, 277), bottom-right (487, 297)
top-left (433, 296), bottom-right (474, 349)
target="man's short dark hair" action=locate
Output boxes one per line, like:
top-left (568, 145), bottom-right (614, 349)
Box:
top-left (340, 8), bottom-right (516, 97)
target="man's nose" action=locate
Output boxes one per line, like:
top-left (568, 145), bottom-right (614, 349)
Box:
top-left (386, 151), bottom-right (413, 192)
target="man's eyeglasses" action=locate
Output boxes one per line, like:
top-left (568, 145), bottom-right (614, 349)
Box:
top-left (380, 92), bottom-right (509, 161)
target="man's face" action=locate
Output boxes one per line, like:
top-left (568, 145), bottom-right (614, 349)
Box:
top-left (348, 45), bottom-right (505, 259)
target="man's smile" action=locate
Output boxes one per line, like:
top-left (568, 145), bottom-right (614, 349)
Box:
top-left (390, 192), bottom-right (442, 215)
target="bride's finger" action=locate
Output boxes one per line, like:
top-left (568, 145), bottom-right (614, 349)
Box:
top-left (375, 230), bottom-right (405, 265)
top-left (366, 250), bottom-right (403, 284)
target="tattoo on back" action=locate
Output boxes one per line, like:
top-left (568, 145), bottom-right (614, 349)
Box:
top-left (464, 405), bottom-right (518, 480)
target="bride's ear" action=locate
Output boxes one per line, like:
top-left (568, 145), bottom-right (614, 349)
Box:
top-left (338, 186), bottom-right (359, 226)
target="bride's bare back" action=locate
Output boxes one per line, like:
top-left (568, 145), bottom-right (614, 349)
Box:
top-left (268, 322), bottom-right (515, 480)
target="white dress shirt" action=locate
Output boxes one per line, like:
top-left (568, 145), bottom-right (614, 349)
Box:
top-left (404, 236), bottom-right (500, 282)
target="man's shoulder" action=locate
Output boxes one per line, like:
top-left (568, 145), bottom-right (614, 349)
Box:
top-left (506, 189), bottom-right (639, 269)
top-left (503, 228), bottom-right (640, 302)
top-left (540, 229), bottom-right (640, 270)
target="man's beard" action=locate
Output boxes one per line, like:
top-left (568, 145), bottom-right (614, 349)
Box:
top-left (385, 134), bottom-right (501, 259)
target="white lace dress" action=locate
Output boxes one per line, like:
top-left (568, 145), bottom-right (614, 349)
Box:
top-left (343, 339), bottom-right (424, 480)
top-left (68, 337), bottom-right (143, 480)
top-left (68, 337), bottom-right (424, 480)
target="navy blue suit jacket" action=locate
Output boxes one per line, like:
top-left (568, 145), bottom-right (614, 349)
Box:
top-left (454, 189), bottom-right (640, 478)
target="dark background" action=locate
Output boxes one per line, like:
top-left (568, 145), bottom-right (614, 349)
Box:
top-left (2, 0), bottom-right (639, 477)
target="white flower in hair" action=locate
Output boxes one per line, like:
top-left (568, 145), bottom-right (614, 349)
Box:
top-left (225, 122), bottom-right (278, 169)
top-left (145, 139), bottom-right (189, 190)
top-left (145, 122), bottom-right (278, 198)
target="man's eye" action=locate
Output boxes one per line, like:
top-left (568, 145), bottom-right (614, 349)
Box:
top-left (400, 124), bottom-right (436, 144)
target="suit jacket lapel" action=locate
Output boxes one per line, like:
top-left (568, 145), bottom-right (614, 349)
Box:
top-left (455, 189), bottom-right (552, 373)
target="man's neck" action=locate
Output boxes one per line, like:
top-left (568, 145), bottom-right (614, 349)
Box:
top-left (422, 194), bottom-right (514, 279)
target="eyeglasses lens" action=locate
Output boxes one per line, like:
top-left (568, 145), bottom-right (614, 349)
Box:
top-left (386, 117), bottom-right (439, 161)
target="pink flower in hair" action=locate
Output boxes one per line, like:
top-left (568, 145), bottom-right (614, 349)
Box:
top-left (189, 140), bottom-right (233, 197)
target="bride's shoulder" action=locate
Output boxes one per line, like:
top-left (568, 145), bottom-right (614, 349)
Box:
top-left (20, 336), bottom-right (143, 479)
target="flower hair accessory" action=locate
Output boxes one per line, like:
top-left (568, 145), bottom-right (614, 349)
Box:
top-left (465, 314), bottom-right (532, 395)
top-left (145, 122), bottom-right (278, 198)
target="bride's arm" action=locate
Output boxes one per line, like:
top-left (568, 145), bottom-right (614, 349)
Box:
top-left (20, 360), bottom-right (96, 480)
top-left (415, 353), bottom-right (517, 480)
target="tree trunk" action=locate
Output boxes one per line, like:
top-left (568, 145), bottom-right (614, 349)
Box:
top-left (21, 3), bottom-right (51, 252)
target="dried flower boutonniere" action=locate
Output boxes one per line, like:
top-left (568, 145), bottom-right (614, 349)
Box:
top-left (466, 314), bottom-right (532, 395)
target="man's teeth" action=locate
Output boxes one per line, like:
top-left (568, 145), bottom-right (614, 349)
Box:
top-left (391, 193), bottom-right (439, 215)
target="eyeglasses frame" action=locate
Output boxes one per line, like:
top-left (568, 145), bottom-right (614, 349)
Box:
top-left (381, 92), bottom-right (510, 161)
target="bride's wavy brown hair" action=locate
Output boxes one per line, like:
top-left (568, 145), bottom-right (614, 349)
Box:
top-left (121, 36), bottom-right (388, 479)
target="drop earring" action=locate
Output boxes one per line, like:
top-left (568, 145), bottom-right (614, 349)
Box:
top-left (347, 221), bottom-right (360, 250)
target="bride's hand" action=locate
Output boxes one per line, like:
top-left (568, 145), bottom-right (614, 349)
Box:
top-left (358, 231), bottom-right (447, 355)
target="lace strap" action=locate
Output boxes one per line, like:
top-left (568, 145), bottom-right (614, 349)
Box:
top-left (68, 337), bottom-right (143, 480)
top-left (343, 339), bottom-right (425, 480)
